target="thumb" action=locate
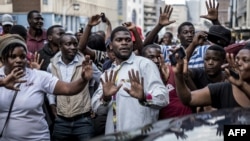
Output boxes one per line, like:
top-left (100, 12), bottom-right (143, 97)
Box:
top-left (200, 15), bottom-right (208, 19)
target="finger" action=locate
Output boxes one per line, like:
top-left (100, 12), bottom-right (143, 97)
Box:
top-left (141, 77), bottom-right (144, 89)
top-left (109, 70), bottom-right (114, 82)
top-left (128, 70), bottom-right (132, 81)
top-left (113, 70), bottom-right (118, 82)
top-left (216, 2), bottom-right (219, 10)
top-left (212, 0), bottom-right (215, 8)
top-left (123, 87), bottom-right (130, 94)
top-left (100, 78), bottom-right (104, 85)
top-left (34, 52), bottom-right (37, 62)
top-left (209, 0), bottom-right (212, 8)
top-left (40, 59), bottom-right (44, 66)
top-left (104, 71), bottom-right (108, 82)
top-left (167, 7), bottom-right (173, 18)
top-left (131, 69), bottom-right (137, 82)
top-left (165, 5), bottom-right (170, 14)
top-left (160, 7), bottom-right (162, 14)
top-left (205, 1), bottom-right (209, 10)
top-left (136, 71), bottom-right (140, 82)
top-left (15, 79), bottom-right (27, 83)
top-left (183, 58), bottom-right (188, 74)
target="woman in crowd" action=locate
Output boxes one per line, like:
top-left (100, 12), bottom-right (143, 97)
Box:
top-left (0, 34), bottom-right (93, 141)
top-left (174, 43), bottom-right (250, 109)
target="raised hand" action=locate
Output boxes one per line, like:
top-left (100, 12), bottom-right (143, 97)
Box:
top-left (158, 54), bottom-right (170, 82)
top-left (158, 4), bottom-right (176, 26)
top-left (200, 0), bottom-right (219, 21)
top-left (2, 68), bottom-right (27, 91)
top-left (123, 69), bottom-right (144, 100)
top-left (122, 22), bottom-right (136, 31)
top-left (88, 14), bottom-right (101, 26)
top-left (81, 55), bottom-right (93, 81)
top-left (172, 48), bottom-right (188, 75)
top-left (223, 53), bottom-right (243, 86)
top-left (29, 52), bottom-right (44, 70)
top-left (101, 70), bottom-right (123, 98)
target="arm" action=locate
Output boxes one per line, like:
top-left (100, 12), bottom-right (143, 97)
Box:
top-left (173, 56), bottom-right (211, 106)
top-left (78, 14), bottom-right (101, 60)
top-left (143, 4), bottom-right (175, 46)
top-left (185, 31), bottom-right (208, 61)
top-left (200, 0), bottom-right (221, 25)
top-left (122, 22), bottom-right (143, 55)
top-left (53, 56), bottom-right (93, 95)
top-left (105, 17), bottom-right (112, 40)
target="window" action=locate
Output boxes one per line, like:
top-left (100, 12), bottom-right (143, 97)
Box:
top-left (43, 0), bottom-right (48, 5)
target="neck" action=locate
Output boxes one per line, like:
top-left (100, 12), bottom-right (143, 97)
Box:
top-left (29, 28), bottom-right (42, 37)
top-left (207, 72), bottom-right (225, 83)
top-left (48, 43), bottom-right (59, 53)
top-left (62, 57), bottom-right (73, 65)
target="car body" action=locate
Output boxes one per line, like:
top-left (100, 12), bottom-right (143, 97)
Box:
top-left (90, 107), bottom-right (250, 141)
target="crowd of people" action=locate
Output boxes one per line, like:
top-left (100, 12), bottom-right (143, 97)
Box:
top-left (0, 0), bottom-right (250, 141)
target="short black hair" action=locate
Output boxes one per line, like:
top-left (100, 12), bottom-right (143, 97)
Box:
top-left (87, 33), bottom-right (106, 51)
top-left (142, 44), bottom-right (161, 56)
top-left (207, 45), bottom-right (226, 59)
top-left (59, 33), bottom-right (74, 45)
top-left (47, 25), bottom-right (63, 36)
top-left (165, 32), bottom-right (173, 39)
top-left (10, 25), bottom-right (27, 41)
top-left (177, 22), bottom-right (194, 34)
top-left (27, 10), bottom-right (40, 20)
top-left (110, 26), bottom-right (130, 41)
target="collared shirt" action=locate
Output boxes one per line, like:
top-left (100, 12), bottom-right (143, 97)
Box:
top-left (26, 29), bottom-right (47, 54)
top-left (57, 56), bottom-right (79, 82)
top-left (91, 53), bottom-right (169, 134)
top-left (160, 44), bottom-right (174, 63)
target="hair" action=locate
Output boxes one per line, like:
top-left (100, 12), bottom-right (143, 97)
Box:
top-left (96, 30), bottom-right (106, 39)
top-left (165, 32), bottom-right (173, 39)
top-left (27, 10), bottom-right (40, 20)
top-left (207, 45), bottom-right (226, 59)
top-left (59, 33), bottom-right (74, 45)
top-left (177, 22), bottom-right (194, 34)
top-left (87, 33), bottom-right (106, 51)
top-left (47, 25), bottom-right (62, 37)
top-left (1, 43), bottom-right (27, 62)
top-left (10, 25), bottom-right (27, 41)
top-left (141, 44), bottom-right (161, 56)
top-left (110, 26), bottom-right (130, 41)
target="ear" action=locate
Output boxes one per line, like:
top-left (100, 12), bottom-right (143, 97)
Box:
top-left (47, 35), bottom-right (53, 41)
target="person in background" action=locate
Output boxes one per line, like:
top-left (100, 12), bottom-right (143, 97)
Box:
top-left (0, 14), bottom-right (14, 35)
top-left (26, 10), bottom-right (47, 54)
top-left (0, 34), bottom-right (93, 141)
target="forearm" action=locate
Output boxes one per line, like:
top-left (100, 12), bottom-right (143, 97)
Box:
top-left (174, 74), bottom-right (192, 105)
top-left (54, 78), bottom-right (88, 95)
top-left (105, 22), bottom-right (112, 41)
top-left (239, 82), bottom-right (250, 99)
top-left (143, 24), bottom-right (163, 46)
top-left (78, 24), bottom-right (92, 54)
top-left (211, 19), bottom-right (221, 25)
top-left (185, 42), bottom-right (197, 61)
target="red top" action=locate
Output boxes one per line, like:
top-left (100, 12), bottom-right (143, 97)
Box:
top-left (159, 66), bottom-right (193, 120)
top-left (26, 29), bottom-right (47, 54)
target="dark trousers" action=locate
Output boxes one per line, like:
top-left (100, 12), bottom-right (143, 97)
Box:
top-left (52, 113), bottom-right (94, 141)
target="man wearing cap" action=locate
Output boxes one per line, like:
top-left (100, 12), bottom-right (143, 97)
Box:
top-left (1, 14), bottom-right (14, 36)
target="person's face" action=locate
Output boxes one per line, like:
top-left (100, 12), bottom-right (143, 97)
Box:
top-left (60, 35), bottom-right (78, 63)
top-left (204, 50), bottom-right (224, 76)
top-left (3, 24), bottom-right (12, 34)
top-left (235, 49), bottom-right (250, 81)
top-left (28, 12), bottom-right (44, 29)
top-left (178, 25), bottom-right (195, 48)
top-left (163, 33), bottom-right (172, 45)
top-left (111, 31), bottom-right (133, 61)
top-left (48, 27), bottom-right (65, 46)
top-left (144, 47), bottom-right (161, 67)
top-left (3, 46), bottom-right (27, 73)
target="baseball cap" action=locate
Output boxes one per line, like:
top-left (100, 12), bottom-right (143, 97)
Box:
top-left (1, 14), bottom-right (14, 26)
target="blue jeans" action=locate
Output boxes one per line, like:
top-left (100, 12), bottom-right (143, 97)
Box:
top-left (52, 114), bottom-right (94, 141)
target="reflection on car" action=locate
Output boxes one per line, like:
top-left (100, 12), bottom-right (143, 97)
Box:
top-left (90, 107), bottom-right (250, 141)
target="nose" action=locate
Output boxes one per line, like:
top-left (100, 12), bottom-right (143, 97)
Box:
top-left (208, 59), bottom-right (213, 65)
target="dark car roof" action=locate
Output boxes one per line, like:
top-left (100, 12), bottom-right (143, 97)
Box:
top-left (90, 107), bottom-right (250, 141)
